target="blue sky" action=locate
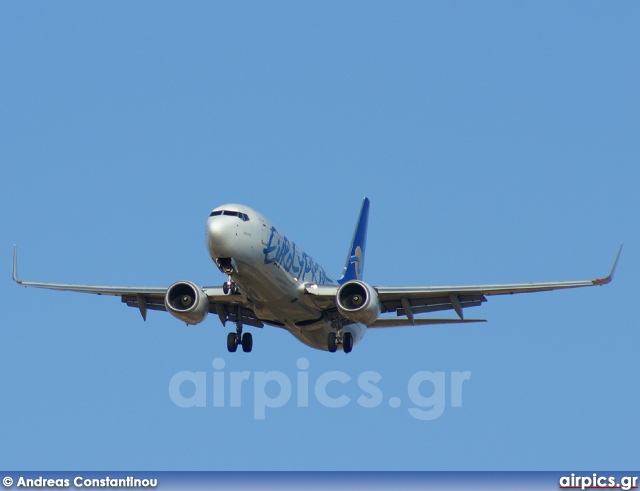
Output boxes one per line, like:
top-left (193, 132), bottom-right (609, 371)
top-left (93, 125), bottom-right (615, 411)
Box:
top-left (1, 2), bottom-right (638, 471)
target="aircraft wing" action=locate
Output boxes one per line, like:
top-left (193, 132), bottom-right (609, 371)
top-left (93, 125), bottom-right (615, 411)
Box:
top-left (306, 245), bottom-right (622, 325)
top-left (12, 246), bottom-right (263, 327)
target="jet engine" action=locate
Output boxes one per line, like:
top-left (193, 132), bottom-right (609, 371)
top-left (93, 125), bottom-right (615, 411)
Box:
top-left (336, 280), bottom-right (380, 326)
top-left (165, 281), bottom-right (209, 325)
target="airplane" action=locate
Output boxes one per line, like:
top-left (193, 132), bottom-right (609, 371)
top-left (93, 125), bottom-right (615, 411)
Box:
top-left (12, 198), bottom-right (622, 354)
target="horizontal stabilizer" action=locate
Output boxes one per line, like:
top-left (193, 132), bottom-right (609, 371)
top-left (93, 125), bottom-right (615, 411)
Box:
top-left (369, 318), bottom-right (486, 328)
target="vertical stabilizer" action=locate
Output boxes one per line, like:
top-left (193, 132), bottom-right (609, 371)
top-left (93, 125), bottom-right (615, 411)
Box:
top-left (338, 197), bottom-right (370, 284)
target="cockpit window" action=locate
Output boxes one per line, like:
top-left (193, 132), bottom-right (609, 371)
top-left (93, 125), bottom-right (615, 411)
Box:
top-left (210, 210), bottom-right (249, 221)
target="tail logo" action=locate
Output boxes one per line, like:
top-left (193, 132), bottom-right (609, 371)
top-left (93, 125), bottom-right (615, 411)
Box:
top-left (350, 246), bottom-right (363, 280)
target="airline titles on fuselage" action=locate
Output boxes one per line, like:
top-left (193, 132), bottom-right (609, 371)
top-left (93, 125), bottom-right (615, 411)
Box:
top-left (262, 226), bottom-right (334, 285)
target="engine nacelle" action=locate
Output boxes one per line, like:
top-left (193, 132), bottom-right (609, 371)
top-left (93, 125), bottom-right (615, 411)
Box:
top-left (165, 281), bottom-right (209, 325)
top-left (336, 280), bottom-right (380, 326)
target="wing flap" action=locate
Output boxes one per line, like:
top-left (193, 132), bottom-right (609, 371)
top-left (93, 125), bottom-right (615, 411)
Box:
top-left (381, 293), bottom-right (487, 317)
top-left (370, 318), bottom-right (486, 328)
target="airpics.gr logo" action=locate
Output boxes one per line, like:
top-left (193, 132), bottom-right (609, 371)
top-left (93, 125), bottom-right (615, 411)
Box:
top-left (168, 358), bottom-right (471, 420)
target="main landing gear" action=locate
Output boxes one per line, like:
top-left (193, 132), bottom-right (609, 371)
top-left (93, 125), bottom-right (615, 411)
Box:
top-left (327, 330), bottom-right (353, 354)
top-left (227, 307), bottom-right (252, 353)
top-left (227, 331), bottom-right (252, 353)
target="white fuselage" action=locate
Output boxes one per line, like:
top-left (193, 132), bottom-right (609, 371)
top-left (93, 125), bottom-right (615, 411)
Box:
top-left (206, 204), bottom-right (366, 351)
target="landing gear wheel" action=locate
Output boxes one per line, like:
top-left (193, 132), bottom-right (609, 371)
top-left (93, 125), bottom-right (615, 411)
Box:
top-left (223, 273), bottom-right (239, 295)
top-left (227, 332), bottom-right (238, 352)
top-left (241, 332), bottom-right (253, 353)
top-left (223, 281), bottom-right (239, 295)
top-left (327, 332), bottom-right (337, 353)
top-left (343, 332), bottom-right (353, 354)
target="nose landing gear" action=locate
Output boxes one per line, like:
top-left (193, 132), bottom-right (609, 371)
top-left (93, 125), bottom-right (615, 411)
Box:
top-left (217, 259), bottom-right (239, 295)
top-left (222, 275), bottom-right (239, 295)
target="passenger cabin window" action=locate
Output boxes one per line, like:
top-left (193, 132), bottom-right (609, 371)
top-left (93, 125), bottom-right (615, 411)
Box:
top-left (210, 210), bottom-right (249, 221)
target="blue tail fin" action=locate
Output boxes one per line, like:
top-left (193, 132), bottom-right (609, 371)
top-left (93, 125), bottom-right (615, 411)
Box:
top-left (338, 197), bottom-right (370, 284)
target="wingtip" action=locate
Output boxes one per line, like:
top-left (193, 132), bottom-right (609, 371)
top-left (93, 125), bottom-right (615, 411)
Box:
top-left (608, 243), bottom-right (623, 282)
top-left (595, 244), bottom-right (622, 285)
top-left (12, 244), bottom-right (19, 284)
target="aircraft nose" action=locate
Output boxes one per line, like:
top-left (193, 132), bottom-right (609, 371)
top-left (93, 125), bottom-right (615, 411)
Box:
top-left (207, 217), bottom-right (233, 257)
